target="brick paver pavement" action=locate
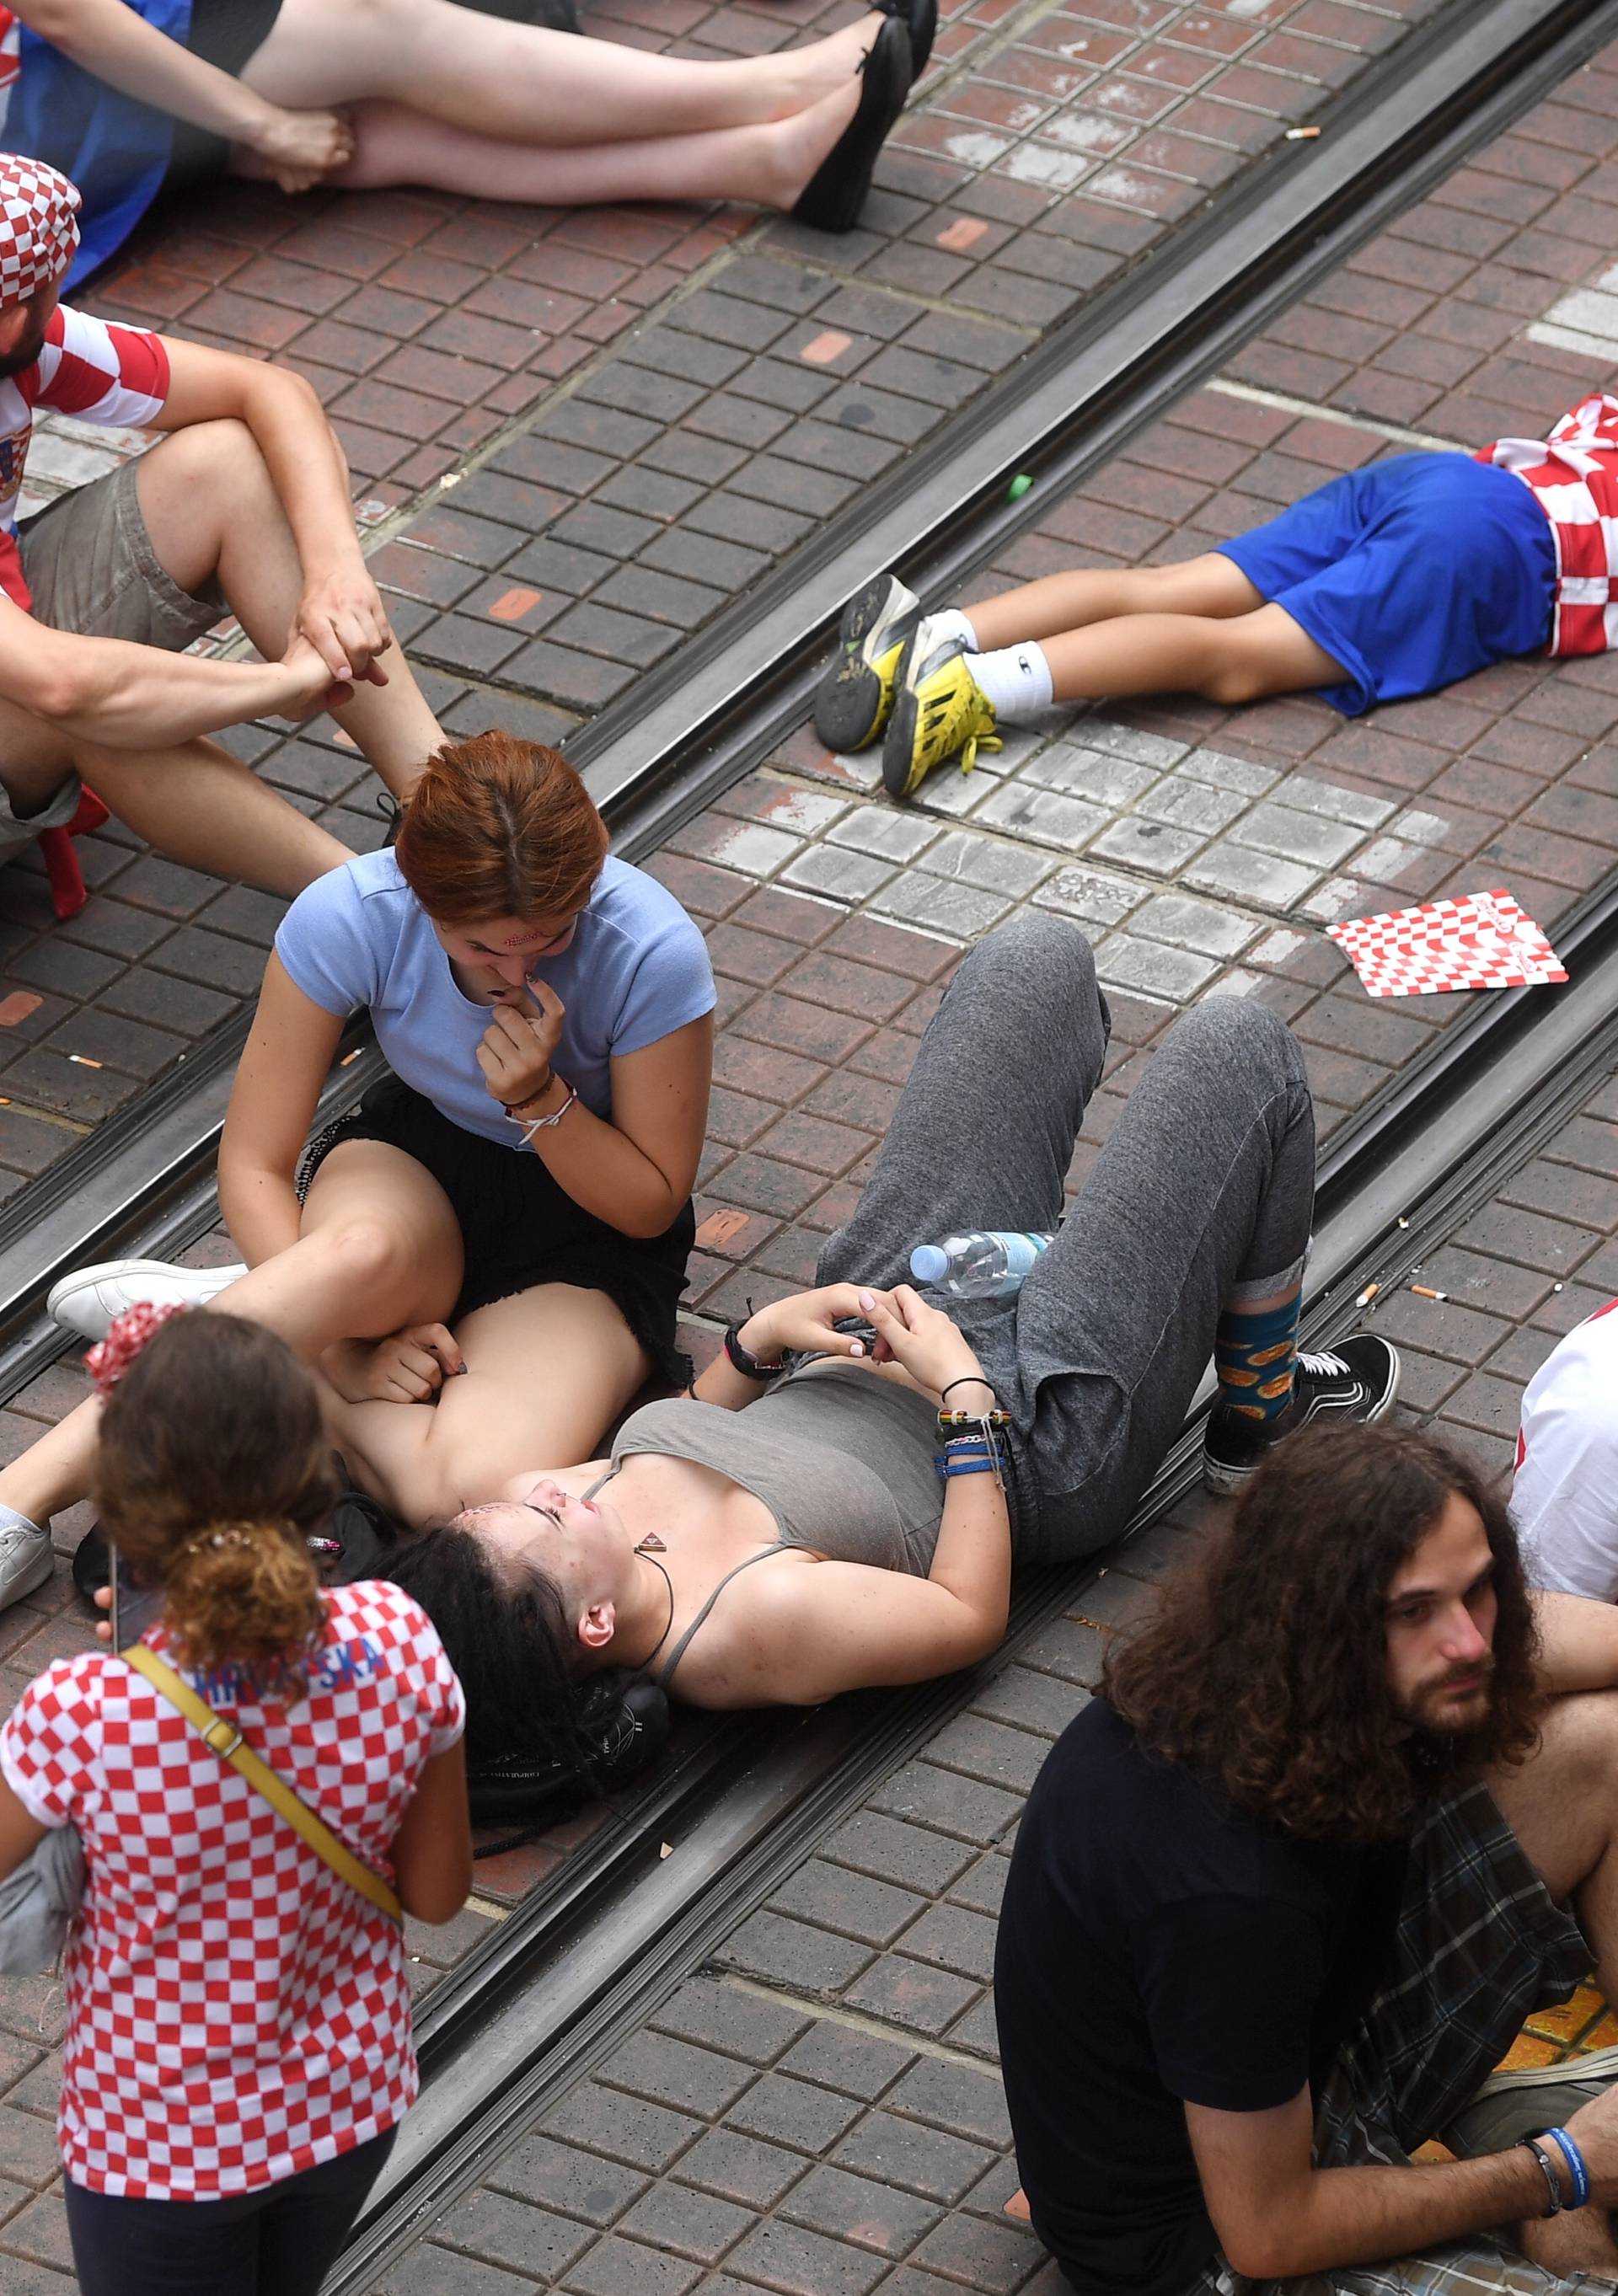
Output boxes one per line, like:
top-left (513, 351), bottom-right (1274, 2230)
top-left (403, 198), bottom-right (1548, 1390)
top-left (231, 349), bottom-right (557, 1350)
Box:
top-left (7, 6), bottom-right (1618, 2286)
top-left (3, 14), bottom-right (1617, 1191)
top-left (335, 1052), bottom-right (1618, 2296)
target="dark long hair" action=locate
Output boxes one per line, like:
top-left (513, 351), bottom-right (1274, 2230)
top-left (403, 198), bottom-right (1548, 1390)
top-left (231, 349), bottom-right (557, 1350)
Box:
top-left (384, 1526), bottom-right (596, 1769)
top-left (1103, 1421), bottom-right (1540, 1842)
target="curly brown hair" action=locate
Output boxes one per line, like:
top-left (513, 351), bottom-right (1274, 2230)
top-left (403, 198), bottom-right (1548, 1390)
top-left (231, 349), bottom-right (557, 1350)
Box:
top-left (94, 1314), bottom-right (338, 1675)
top-left (1103, 1421), bottom-right (1540, 1841)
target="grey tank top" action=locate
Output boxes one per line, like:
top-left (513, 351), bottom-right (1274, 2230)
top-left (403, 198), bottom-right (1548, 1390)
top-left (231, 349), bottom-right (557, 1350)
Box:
top-left (584, 1364), bottom-right (943, 1694)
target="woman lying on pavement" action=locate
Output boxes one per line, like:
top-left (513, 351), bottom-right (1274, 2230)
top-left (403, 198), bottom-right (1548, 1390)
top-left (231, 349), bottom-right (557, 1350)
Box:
top-left (19, 731), bottom-right (714, 1604)
top-left (9, 0), bottom-right (924, 267)
top-left (380, 914), bottom-right (1399, 1742)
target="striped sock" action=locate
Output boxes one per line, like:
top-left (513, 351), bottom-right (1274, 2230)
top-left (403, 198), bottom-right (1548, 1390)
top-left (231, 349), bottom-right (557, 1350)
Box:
top-left (1214, 1293), bottom-right (1301, 1424)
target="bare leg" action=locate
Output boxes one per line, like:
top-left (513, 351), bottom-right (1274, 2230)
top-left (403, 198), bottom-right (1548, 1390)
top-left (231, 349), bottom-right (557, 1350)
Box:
top-left (1037, 601), bottom-right (1343, 709)
top-left (0, 691), bottom-right (350, 897)
top-left (1490, 1693), bottom-right (1618, 2004)
top-left (1485, 1698), bottom-right (1618, 2277)
top-left (324, 1283), bottom-right (649, 1524)
top-left (77, 736), bottom-right (352, 893)
top-left (0, 1396), bottom-right (102, 1524)
top-left (134, 423), bottom-right (445, 800)
top-left (313, 81), bottom-right (863, 210)
top-left (211, 1140), bottom-right (464, 1361)
top-left (243, 0), bottom-right (883, 147)
top-left (965, 554), bottom-right (1267, 649)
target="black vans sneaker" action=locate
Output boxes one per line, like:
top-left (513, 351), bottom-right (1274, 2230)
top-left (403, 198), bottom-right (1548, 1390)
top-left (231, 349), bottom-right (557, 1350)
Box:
top-left (1203, 1333), bottom-right (1401, 1496)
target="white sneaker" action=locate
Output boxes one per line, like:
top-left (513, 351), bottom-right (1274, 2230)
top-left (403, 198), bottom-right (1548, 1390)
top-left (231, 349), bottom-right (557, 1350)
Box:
top-left (0, 1507), bottom-right (51, 1614)
top-left (46, 1257), bottom-right (248, 1341)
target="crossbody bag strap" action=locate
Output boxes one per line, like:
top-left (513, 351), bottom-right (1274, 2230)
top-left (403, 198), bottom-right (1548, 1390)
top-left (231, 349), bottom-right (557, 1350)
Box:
top-left (123, 1644), bottom-right (402, 1924)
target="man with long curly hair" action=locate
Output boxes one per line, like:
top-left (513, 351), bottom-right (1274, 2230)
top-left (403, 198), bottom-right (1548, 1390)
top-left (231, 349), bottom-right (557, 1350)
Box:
top-left (995, 1420), bottom-right (1618, 2296)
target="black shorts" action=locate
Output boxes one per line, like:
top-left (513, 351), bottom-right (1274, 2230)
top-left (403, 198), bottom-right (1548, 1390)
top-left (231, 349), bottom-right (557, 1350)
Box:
top-left (166, 0), bottom-right (286, 184)
top-left (299, 1075), bottom-right (694, 1389)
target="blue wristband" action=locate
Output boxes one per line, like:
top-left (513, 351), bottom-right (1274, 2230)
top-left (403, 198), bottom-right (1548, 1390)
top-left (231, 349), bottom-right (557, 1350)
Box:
top-left (942, 1457), bottom-right (997, 1477)
top-left (1540, 2127), bottom-right (1590, 2208)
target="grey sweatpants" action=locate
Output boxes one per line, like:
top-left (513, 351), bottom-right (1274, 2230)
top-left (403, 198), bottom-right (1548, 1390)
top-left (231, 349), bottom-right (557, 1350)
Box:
top-left (817, 917), bottom-right (1315, 1565)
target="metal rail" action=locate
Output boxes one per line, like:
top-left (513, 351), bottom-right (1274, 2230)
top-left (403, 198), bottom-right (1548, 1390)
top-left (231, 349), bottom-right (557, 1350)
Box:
top-left (328, 918), bottom-right (1618, 2293)
top-left (0, 0), bottom-right (1608, 2281)
top-left (0, 0), bottom-right (1607, 1354)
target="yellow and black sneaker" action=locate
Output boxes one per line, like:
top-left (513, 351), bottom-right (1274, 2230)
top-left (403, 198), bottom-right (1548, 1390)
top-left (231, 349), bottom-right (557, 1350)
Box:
top-left (813, 573), bottom-right (921, 754)
top-left (881, 634), bottom-right (1001, 800)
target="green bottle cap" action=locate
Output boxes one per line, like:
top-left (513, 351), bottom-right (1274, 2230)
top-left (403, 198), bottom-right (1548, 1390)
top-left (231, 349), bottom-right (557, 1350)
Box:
top-left (1006, 474), bottom-right (1033, 501)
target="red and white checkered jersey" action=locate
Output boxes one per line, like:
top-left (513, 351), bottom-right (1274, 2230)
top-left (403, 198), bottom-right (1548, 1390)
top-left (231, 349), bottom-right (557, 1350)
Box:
top-left (0, 1580), bottom-right (463, 2200)
top-left (1477, 394), bottom-right (1618, 657)
top-left (0, 299), bottom-right (169, 613)
top-left (1512, 1297), bottom-right (1618, 1602)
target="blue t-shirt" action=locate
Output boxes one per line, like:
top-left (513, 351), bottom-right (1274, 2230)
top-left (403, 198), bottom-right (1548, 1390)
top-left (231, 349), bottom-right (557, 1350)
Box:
top-left (274, 852), bottom-right (714, 1148)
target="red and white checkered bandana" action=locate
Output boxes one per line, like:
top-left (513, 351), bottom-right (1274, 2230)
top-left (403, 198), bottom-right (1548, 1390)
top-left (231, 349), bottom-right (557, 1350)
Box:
top-left (0, 156), bottom-right (81, 306)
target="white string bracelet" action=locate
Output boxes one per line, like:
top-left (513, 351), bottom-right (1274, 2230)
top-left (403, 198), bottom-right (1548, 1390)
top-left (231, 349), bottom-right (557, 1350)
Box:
top-left (513, 1085), bottom-right (578, 1144)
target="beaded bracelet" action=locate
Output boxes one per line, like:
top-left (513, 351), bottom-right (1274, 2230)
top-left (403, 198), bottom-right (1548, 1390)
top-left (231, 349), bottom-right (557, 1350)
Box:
top-left (937, 1407), bottom-right (1012, 1433)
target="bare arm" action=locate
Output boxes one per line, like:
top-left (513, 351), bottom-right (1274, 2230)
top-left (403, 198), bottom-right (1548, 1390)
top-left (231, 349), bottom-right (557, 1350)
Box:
top-left (387, 1740), bottom-right (472, 1923)
top-left (482, 1006), bottom-right (713, 1241)
top-left (1187, 2088), bottom-right (1559, 2281)
top-left (12, 0), bottom-right (351, 186)
top-left (0, 1770), bottom-right (47, 1883)
top-left (695, 1285), bottom-right (1013, 1704)
top-left (157, 340), bottom-right (395, 685)
top-left (1531, 1589), bottom-right (1618, 1695)
top-left (0, 586), bottom-right (341, 747)
top-left (217, 955), bottom-right (347, 1266)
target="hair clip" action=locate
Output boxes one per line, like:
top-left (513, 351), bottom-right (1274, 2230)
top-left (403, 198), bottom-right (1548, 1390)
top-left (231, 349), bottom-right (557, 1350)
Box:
top-left (85, 1300), bottom-right (190, 1396)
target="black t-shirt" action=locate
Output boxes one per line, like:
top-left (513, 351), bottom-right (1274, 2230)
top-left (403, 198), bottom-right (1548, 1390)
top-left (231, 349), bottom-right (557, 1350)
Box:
top-left (994, 1699), bottom-right (1406, 2296)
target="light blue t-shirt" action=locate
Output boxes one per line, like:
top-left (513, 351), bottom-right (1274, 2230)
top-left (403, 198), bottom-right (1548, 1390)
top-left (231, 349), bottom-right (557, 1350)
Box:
top-left (275, 852), bottom-right (715, 1148)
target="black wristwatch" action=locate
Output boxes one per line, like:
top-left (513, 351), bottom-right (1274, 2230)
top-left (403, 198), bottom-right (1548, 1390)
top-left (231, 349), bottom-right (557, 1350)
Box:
top-left (723, 1322), bottom-right (786, 1381)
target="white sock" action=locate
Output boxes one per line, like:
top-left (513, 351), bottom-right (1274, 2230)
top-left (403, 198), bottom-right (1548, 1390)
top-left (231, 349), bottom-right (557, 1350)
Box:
top-left (925, 607), bottom-right (979, 653)
top-left (967, 640), bottom-right (1055, 722)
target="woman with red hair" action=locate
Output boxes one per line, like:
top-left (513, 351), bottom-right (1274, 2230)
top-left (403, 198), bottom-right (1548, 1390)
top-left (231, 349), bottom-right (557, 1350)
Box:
top-left (48, 731), bottom-right (715, 1526)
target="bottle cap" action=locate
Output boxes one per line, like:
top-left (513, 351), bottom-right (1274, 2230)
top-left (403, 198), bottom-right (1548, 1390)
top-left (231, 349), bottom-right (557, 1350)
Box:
top-left (910, 1244), bottom-right (950, 1283)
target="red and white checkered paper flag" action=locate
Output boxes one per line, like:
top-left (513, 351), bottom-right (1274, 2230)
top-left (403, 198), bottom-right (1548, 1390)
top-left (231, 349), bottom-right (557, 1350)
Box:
top-left (1326, 889), bottom-right (1567, 998)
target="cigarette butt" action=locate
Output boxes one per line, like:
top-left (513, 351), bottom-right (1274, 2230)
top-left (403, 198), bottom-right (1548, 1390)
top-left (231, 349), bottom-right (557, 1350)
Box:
top-left (1410, 1285), bottom-right (1447, 1301)
top-left (1355, 1282), bottom-right (1379, 1308)
top-left (340, 1049), bottom-right (362, 1067)
top-left (67, 1054), bottom-right (103, 1068)
top-left (1286, 124), bottom-right (1322, 139)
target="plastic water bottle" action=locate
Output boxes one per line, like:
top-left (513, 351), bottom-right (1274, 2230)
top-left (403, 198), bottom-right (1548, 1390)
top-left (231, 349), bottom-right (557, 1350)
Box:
top-left (909, 1231), bottom-right (1054, 1300)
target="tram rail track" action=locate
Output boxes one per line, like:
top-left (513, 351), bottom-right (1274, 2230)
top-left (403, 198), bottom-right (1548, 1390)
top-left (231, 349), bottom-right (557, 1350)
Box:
top-left (0, 0), bottom-right (1615, 2281)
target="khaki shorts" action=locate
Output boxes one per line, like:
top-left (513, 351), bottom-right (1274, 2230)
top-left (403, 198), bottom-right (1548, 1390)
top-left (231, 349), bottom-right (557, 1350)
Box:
top-left (3, 460), bottom-right (225, 853)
